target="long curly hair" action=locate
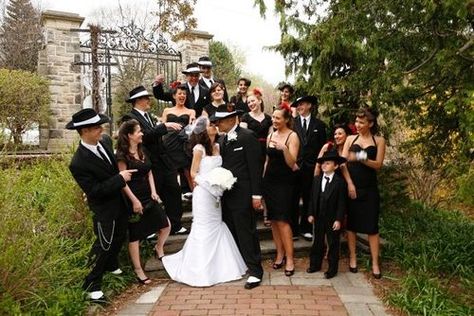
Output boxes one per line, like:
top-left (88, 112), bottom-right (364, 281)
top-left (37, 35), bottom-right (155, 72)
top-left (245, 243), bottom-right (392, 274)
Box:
top-left (116, 119), bottom-right (144, 161)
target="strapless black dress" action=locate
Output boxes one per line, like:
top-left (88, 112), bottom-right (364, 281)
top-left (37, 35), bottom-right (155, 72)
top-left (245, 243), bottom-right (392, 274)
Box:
top-left (163, 113), bottom-right (191, 169)
top-left (346, 136), bottom-right (380, 234)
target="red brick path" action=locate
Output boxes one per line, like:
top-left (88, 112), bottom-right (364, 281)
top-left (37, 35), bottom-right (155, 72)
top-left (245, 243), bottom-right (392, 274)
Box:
top-left (150, 284), bottom-right (348, 316)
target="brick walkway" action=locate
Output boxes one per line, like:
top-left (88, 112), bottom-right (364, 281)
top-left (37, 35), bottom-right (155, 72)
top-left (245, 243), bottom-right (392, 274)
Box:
top-left (116, 259), bottom-right (388, 316)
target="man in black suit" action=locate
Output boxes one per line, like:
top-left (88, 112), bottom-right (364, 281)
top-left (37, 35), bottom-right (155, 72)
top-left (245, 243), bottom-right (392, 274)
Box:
top-left (307, 150), bottom-right (347, 279)
top-left (153, 63), bottom-right (209, 117)
top-left (291, 96), bottom-right (327, 241)
top-left (68, 109), bottom-right (136, 302)
top-left (210, 104), bottom-right (264, 289)
top-left (121, 86), bottom-right (187, 235)
top-left (197, 56), bottom-right (229, 102)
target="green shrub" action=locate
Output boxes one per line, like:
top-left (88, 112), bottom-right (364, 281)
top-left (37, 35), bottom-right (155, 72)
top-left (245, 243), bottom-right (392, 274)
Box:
top-left (379, 164), bottom-right (474, 314)
top-left (456, 164), bottom-right (474, 207)
top-left (0, 156), bottom-right (93, 314)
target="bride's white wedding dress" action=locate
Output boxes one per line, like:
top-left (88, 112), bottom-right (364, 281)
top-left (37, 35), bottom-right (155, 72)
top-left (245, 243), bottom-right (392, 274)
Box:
top-left (162, 144), bottom-right (247, 286)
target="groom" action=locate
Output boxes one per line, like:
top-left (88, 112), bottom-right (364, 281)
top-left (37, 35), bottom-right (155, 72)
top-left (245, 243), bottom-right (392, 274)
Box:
top-left (210, 104), bottom-right (264, 289)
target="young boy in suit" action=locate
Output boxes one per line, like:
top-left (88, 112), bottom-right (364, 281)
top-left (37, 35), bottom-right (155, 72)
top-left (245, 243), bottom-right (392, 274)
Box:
top-left (306, 150), bottom-right (347, 279)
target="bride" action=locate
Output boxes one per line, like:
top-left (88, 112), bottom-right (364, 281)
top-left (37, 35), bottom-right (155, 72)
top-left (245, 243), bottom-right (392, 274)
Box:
top-left (162, 116), bottom-right (247, 286)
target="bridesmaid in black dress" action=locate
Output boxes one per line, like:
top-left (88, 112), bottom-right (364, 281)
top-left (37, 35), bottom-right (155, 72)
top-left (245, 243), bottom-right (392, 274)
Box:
top-left (262, 104), bottom-right (300, 276)
top-left (341, 108), bottom-right (386, 278)
top-left (201, 82), bottom-right (226, 118)
top-left (117, 119), bottom-right (171, 284)
top-left (240, 88), bottom-right (272, 163)
top-left (162, 85), bottom-right (196, 194)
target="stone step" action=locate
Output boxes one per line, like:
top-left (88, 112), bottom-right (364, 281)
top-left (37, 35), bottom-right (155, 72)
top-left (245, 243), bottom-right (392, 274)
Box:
top-left (144, 238), bottom-right (315, 276)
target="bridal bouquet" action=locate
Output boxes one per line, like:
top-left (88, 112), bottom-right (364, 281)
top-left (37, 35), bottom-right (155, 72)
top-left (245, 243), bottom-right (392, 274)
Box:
top-left (195, 167), bottom-right (237, 198)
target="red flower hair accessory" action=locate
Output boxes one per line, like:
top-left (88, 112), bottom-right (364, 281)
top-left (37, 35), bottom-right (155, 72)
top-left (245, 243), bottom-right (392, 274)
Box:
top-left (280, 101), bottom-right (291, 112)
top-left (348, 123), bottom-right (357, 135)
top-left (169, 80), bottom-right (181, 90)
top-left (252, 87), bottom-right (263, 97)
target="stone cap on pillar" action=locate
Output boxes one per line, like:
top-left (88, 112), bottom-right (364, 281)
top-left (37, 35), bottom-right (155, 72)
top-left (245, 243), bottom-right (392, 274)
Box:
top-left (41, 10), bottom-right (85, 27)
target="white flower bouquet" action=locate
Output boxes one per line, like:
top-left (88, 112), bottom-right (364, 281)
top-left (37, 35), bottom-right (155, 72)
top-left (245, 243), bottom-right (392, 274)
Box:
top-left (195, 167), bottom-right (237, 198)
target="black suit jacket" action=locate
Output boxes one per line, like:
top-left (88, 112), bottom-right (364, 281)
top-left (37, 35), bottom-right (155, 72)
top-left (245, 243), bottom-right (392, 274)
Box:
top-left (199, 77), bottom-right (229, 102)
top-left (294, 115), bottom-right (327, 169)
top-left (153, 83), bottom-right (209, 117)
top-left (69, 134), bottom-right (128, 222)
top-left (121, 108), bottom-right (174, 173)
top-left (220, 126), bottom-right (263, 208)
top-left (309, 174), bottom-right (346, 223)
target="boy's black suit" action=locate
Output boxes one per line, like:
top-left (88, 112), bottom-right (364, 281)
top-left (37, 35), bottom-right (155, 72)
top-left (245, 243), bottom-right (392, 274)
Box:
top-left (153, 82), bottom-right (209, 117)
top-left (292, 115), bottom-right (327, 236)
top-left (220, 126), bottom-right (264, 279)
top-left (308, 174), bottom-right (346, 274)
top-left (69, 134), bottom-right (128, 292)
top-left (121, 108), bottom-right (183, 233)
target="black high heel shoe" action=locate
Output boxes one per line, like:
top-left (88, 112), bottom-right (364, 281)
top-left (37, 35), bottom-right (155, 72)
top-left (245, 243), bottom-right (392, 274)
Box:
top-left (136, 276), bottom-right (151, 285)
top-left (349, 266), bottom-right (358, 273)
top-left (154, 247), bottom-right (164, 261)
top-left (272, 256), bottom-right (286, 269)
top-left (284, 268), bottom-right (295, 277)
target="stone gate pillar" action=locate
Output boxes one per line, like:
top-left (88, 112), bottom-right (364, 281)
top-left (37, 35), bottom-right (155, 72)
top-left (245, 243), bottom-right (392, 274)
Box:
top-left (176, 30), bottom-right (213, 79)
top-left (38, 10), bottom-right (84, 151)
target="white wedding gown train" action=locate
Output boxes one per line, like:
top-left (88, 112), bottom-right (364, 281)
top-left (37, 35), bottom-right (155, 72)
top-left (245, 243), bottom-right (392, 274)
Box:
top-left (162, 145), bottom-right (247, 286)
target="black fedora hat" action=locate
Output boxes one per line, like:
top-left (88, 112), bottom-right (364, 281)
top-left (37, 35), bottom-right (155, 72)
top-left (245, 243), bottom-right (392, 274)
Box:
top-left (277, 82), bottom-right (295, 94)
top-left (291, 95), bottom-right (318, 107)
top-left (209, 103), bottom-right (243, 122)
top-left (182, 62), bottom-right (203, 74)
top-left (66, 108), bottom-right (110, 130)
top-left (197, 56), bottom-right (213, 67)
top-left (316, 149), bottom-right (347, 165)
top-left (126, 85), bottom-right (152, 103)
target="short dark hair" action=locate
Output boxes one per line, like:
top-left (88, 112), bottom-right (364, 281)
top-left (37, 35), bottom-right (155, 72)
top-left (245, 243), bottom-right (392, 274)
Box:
top-left (238, 77), bottom-right (251, 87)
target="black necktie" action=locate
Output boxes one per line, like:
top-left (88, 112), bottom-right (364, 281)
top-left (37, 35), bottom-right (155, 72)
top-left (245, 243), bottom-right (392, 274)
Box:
top-left (210, 79), bottom-right (214, 85)
top-left (192, 86), bottom-right (197, 102)
top-left (145, 112), bottom-right (154, 126)
top-left (323, 176), bottom-right (330, 192)
top-left (303, 118), bottom-right (307, 132)
top-left (97, 145), bottom-right (111, 164)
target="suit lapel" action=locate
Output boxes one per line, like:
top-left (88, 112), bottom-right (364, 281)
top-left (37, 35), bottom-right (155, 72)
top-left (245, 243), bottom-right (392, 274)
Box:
top-left (79, 143), bottom-right (113, 171)
top-left (131, 108), bottom-right (151, 129)
top-left (323, 177), bottom-right (336, 199)
top-left (295, 117), bottom-right (307, 144)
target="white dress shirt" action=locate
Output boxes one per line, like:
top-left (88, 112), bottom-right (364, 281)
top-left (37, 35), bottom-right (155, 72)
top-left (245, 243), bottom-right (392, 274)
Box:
top-left (321, 172), bottom-right (335, 192)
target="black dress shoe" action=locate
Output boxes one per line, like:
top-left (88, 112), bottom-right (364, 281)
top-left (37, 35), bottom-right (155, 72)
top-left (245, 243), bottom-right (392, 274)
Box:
top-left (324, 271), bottom-right (337, 279)
top-left (306, 267), bottom-right (321, 273)
top-left (349, 266), bottom-right (358, 273)
top-left (244, 281), bottom-right (261, 289)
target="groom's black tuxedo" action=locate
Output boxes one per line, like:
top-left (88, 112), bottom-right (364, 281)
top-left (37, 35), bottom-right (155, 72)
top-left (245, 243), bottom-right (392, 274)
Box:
top-left (220, 126), bottom-right (264, 279)
top-left (69, 134), bottom-right (128, 292)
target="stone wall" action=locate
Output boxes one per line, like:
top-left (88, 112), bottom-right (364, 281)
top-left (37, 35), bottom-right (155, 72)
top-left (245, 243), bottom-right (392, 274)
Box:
top-left (37, 11), bottom-right (212, 151)
top-left (38, 10), bottom-right (85, 151)
top-left (176, 30), bottom-right (214, 80)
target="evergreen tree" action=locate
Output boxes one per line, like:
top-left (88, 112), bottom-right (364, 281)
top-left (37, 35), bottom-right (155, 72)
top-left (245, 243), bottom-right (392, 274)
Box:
top-left (0, 0), bottom-right (42, 72)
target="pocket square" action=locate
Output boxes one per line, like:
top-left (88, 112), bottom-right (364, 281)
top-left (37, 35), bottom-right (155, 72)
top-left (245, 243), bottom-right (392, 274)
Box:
top-left (233, 147), bottom-right (243, 151)
top-left (313, 129), bottom-right (318, 132)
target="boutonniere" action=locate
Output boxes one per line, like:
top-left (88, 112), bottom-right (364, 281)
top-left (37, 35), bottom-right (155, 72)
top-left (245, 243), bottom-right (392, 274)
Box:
top-left (227, 131), bottom-right (238, 143)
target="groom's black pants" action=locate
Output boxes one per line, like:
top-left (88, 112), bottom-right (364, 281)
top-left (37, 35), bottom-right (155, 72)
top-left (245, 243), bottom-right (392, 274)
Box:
top-left (222, 188), bottom-right (263, 279)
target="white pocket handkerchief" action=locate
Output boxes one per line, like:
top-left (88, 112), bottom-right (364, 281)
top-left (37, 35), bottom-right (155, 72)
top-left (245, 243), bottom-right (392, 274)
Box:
top-left (313, 129), bottom-right (318, 132)
top-left (233, 147), bottom-right (243, 151)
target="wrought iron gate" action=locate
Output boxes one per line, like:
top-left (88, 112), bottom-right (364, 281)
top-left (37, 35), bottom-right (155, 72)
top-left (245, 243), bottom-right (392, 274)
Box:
top-left (76, 22), bottom-right (181, 131)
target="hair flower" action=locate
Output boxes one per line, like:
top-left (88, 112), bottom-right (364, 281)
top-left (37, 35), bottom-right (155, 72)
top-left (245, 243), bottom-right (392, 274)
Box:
top-left (169, 80), bottom-right (181, 90)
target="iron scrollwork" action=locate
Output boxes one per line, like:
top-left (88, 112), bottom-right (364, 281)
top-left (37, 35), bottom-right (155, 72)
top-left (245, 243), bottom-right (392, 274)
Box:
top-left (81, 22), bottom-right (179, 56)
